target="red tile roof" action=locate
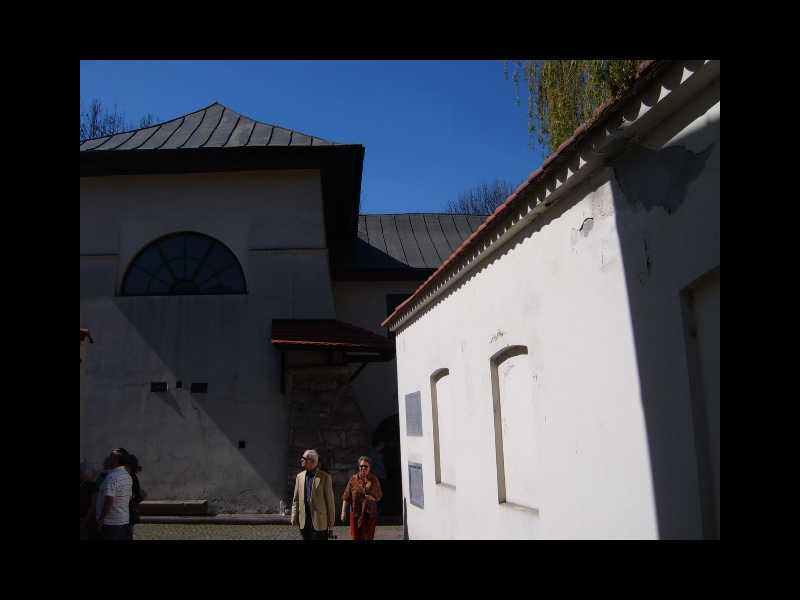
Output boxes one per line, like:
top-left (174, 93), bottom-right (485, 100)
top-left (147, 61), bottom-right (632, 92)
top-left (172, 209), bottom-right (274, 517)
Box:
top-left (271, 319), bottom-right (394, 354)
top-left (382, 60), bottom-right (667, 329)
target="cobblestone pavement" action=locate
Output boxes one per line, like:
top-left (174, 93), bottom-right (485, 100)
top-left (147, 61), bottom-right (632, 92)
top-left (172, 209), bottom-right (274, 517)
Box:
top-left (134, 524), bottom-right (404, 541)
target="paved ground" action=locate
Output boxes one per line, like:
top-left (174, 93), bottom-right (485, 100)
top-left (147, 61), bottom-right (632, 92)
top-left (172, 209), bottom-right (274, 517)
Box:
top-left (133, 523), bottom-right (404, 540)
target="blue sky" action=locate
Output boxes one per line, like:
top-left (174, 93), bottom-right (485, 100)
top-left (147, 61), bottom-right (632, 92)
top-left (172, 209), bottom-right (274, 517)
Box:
top-left (80, 61), bottom-right (546, 214)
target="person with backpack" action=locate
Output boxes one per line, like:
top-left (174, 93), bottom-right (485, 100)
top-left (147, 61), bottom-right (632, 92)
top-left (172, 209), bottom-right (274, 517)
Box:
top-left (94, 448), bottom-right (133, 540)
top-left (124, 454), bottom-right (145, 539)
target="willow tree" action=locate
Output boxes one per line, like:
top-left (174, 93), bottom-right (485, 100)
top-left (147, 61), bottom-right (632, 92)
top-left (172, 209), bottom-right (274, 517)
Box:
top-left (507, 60), bottom-right (642, 153)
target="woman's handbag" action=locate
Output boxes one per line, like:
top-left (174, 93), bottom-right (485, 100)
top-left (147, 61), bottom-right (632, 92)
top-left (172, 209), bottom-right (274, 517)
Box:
top-left (364, 497), bottom-right (379, 518)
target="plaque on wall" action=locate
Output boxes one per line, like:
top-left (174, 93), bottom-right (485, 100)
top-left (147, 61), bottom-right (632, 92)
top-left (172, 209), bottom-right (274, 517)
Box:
top-left (409, 462), bottom-right (424, 508)
top-left (405, 391), bottom-right (422, 436)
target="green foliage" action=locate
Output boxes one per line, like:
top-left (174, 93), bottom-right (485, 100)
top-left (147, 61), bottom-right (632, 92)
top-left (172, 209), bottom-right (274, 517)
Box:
top-left (506, 60), bottom-right (642, 152)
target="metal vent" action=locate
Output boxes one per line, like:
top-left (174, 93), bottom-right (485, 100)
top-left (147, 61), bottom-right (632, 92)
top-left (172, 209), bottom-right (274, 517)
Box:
top-left (409, 463), bottom-right (424, 508)
top-left (405, 391), bottom-right (422, 436)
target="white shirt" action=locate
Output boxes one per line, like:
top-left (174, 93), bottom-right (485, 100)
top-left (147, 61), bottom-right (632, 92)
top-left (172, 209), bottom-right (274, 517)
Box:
top-left (95, 466), bottom-right (133, 526)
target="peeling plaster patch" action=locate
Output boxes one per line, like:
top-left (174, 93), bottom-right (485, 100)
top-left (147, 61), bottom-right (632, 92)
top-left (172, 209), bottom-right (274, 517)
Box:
top-left (490, 330), bottom-right (506, 344)
top-left (612, 142), bottom-right (714, 214)
top-left (579, 217), bottom-right (594, 237)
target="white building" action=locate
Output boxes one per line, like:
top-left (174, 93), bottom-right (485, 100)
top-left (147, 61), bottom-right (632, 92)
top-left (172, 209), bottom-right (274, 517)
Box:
top-left (80, 105), bottom-right (483, 514)
top-left (384, 60), bottom-right (720, 539)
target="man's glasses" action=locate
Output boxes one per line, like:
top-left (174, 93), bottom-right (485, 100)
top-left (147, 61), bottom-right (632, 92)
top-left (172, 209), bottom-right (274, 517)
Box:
top-left (359, 465), bottom-right (369, 469)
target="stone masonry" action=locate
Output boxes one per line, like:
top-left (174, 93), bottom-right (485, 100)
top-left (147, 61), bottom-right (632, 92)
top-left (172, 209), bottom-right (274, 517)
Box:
top-left (284, 366), bottom-right (371, 512)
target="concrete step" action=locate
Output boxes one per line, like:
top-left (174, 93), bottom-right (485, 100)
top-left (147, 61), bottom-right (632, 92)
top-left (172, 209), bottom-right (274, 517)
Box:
top-left (140, 514), bottom-right (289, 525)
top-left (139, 514), bottom-right (402, 526)
top-left (138, 500), bottom-right (208, 516)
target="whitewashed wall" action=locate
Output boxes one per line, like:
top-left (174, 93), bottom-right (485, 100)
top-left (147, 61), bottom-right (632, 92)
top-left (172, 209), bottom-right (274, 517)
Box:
top-left (79, 169), bottom-right (334, 513)
top-left (394, 71), bottom-right (719, 539)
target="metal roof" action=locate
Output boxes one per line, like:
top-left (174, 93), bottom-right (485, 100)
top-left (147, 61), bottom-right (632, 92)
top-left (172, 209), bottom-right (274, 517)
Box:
top-left (80, 102), bottom-right (337, 152)
top-left (271, 319), bottom-right (394, 355)
top-left (335, 213), bottom-right (486, 272)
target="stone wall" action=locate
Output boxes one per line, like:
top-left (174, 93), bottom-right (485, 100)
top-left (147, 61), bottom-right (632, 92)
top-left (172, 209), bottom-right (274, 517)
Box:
top-left (285, 366), bottom-right (371, 512)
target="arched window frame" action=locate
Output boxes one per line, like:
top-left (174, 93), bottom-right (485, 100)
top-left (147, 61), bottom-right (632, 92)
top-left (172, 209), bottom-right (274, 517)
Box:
top-left (430, 367), bottom-right (455, 488)
top-left (489, 344), bottom-right (538, 512)
top-left (120, 232), bottom-right (247, 297)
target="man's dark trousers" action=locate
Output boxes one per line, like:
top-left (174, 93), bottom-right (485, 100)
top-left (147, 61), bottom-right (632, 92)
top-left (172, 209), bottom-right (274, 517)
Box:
top-left (300, 521), bottom-right (328, 540)
top-left (100, 524), bottom-right (131, 540)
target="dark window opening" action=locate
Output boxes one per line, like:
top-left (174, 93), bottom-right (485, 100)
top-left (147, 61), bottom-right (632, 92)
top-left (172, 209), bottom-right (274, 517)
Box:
top-left (150, 382), bottom-right (168, 393)
top-left (190, 382), bottom-right (208, 394)
top-left (121, 232), bottom-right (247, 296)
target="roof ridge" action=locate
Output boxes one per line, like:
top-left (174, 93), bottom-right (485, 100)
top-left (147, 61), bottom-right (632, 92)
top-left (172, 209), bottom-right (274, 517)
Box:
top-left (80, 101), bottom-right (341, 146)
top-left (209, 102), bottom-right (337, 145)
top-left (79, 101), bottom-right (219, 144)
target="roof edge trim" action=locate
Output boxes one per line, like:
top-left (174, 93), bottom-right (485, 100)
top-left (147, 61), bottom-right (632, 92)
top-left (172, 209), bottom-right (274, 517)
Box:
top-left (383, 60), bottom-right (719, 332)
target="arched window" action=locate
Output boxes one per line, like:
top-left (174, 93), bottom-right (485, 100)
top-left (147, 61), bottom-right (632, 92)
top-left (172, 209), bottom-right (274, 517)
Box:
top-left (490, 345), bottom-right (539, 512)
top-left (121, 232), bottom-right (247, 296)
top-left (431, 368), bottom-right (456, 488)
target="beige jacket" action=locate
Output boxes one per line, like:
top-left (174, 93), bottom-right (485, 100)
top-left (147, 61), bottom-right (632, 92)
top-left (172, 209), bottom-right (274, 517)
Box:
top-left (291, 469), bottom-right (336, 530)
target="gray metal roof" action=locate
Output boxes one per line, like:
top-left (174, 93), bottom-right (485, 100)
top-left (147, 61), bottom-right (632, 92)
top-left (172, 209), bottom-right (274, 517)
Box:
top-left (79, 102), bottom-right (338, 151)
top-left (348, 213), bottom-right (487, 270)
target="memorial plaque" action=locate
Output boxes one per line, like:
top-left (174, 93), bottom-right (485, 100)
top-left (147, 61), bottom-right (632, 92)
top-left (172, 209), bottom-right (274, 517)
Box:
top-left (405, 391), bottom-right (422, 436)
top-left (409, 462), bottom-right (424, 508)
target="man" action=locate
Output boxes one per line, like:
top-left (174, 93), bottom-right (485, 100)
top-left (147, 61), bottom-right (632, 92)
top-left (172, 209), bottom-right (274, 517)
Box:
top-left (291, 449), bottom-right (335, 540)
top-left (95, 448), bottom-right (133, 540)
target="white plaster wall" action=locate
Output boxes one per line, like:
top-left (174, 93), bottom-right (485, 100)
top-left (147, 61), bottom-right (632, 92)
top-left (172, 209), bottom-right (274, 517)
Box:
top-left (394, 77), bottom-right (720, 539)
top-left (80, 169), bottom-right (336, 512)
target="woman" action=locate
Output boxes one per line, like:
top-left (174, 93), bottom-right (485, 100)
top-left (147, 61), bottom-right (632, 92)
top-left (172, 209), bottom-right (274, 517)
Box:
top-left (340, 456), bottom-right (383, 540)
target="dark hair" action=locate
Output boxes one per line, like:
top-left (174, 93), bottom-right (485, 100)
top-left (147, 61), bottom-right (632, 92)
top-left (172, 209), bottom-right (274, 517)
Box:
top-left (112, 448), bottom-right (131, 467)
top-left (127, 454), bottom-right (142, 473)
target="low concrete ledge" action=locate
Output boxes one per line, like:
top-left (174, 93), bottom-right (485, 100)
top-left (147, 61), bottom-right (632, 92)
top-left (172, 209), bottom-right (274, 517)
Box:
top-left (138, 514), bottom-right (402, 526)
top-left (138, 500), bottom-right (208, 516)
top-left (140, 513), bottom-right (290, 525)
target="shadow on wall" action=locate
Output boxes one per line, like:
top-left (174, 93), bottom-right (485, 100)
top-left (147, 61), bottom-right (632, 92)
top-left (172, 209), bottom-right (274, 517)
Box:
top-left (608, 94), bottom-right (720, 539)
top-left (100, 293), bottom-right (288, 514)
top-left (371, 414), bottom-right (403, 516)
